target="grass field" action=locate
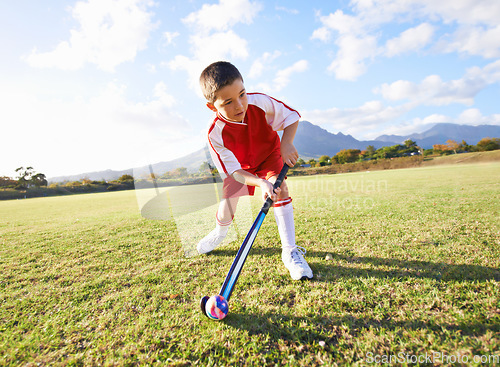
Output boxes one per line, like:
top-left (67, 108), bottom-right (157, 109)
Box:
top-left (1, 162), bottom-right (499, 366)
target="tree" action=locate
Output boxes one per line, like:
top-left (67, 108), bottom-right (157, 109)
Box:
top-left (446, 140), bottom-right (460, 154)
top-left (15, 166), bottom-right (46, 189)
top-left (458, 140), bottom-right (472, 152)
top-left (172, 167), bottom-right (188, 177)
top-left (365, 145), bottom-right (376, 158)
top-left (476, 137), bottom-right (500, 151)
top-left (294, 158), bottom-right (305, 168)
top-left (118, 174), bottom-right (134, 182)
top-left (30, 173), bottom-right (47, 187)
top-left (15, 166), bottom-right (34, 189)
top-left (433, 140), bottom-right (462, 155)
top-left (375, 145), bottom-right (401, 159)
top-left (335, 149), bottom-right (361, 164)
top-left (432, 143), bottom-right (450, 154)
top-left (199, 162), bottom-right (212, 173)
top-left (199, 162), bottom-right (218, 176)
top-left (404, 139), bottom-right (417, 149)
top-left (318, 155), bottom-right (330, 166)
top-left (402, 140), bottom-right (420, 155)
top-left (0, 176), bottom-right (17, 188)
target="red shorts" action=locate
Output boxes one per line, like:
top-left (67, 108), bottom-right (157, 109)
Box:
top-left (223, 151), bottom-right (283, 198)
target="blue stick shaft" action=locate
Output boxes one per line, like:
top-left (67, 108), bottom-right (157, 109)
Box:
top-left (219, 164), bottom-right (289, 301)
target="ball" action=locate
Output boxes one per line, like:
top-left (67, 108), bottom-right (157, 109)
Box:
top-left (205, 295), bottom-right (229, 320)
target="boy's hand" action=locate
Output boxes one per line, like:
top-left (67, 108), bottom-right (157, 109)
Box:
top-left (281, 142), bottom-right (299, 167)
top-left (259, 179), bottom-right (281, 202)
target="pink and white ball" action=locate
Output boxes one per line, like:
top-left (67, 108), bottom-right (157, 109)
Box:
top-left (205, 295), bottom-right (229, 320)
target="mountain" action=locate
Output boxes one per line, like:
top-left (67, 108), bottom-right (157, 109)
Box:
top-left (48, 122), bottom-right (500, 182)
top-left (294, 120), bottom-right (388, 158)
top-left (48, 149), bottom-right (210, 183)
top-left (375, 123), bottom-right (500, 149)
top-left (49, 168), bottom-right (134, 184)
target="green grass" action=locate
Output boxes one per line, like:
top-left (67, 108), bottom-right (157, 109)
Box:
top-left (1, 163), bottom-right (499, 366)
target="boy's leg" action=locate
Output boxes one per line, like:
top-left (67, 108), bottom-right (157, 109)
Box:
top-left (197, 197), bottom-right (238, 254)
top-left (271, 179), bottom-right (313, 280)
top-left (198, 173), bottom-right (254, 254)
top-left (216, 196), bottom-right (238, 235)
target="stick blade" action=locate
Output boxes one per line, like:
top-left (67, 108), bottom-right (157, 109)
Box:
top-left (200, 296), bottom-right (210, 318)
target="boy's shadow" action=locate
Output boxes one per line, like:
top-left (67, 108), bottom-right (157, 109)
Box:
top-left (214, 252), bottom-right (498, 360)
top-left (308, 251), bottom-right (500, 282)
top-left (221, 309), bottom-right (497, 357)
top-left (207, 248), bottom-right (500, 282)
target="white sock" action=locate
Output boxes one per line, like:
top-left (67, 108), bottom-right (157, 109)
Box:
top-left (273, 198), bottom-right (295, 251)
top-left (216, 215), bottom-right (232, 236)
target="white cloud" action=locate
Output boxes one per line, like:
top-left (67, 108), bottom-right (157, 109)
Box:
top-left (457, 108), bottom-right (484, 124)
top-left (442, 25), bottom-right (500, 58)
top-left (24, 0), bottom-right (157, 72)
top-left (191, 31), bottom-right (249, 61)
top-left (317, 10), bottom-right (366, 35)
top-left (255, 60), bottom-right (308, 93)
top-left (414, 113), bottom-right (451, 125)
top-left (182, 0), bottom-right (262, 32)
top-left (384, 23), bottom-right (435, 57)
top-left (418, 0), bottom-right (500, 26)
top-left (302, 54), bottom-right (500, 140)
top-left (354, 109), bottom-right (500, 140)
top-left (311, 10), bottom-right (380, 80)
top-left (146, 63), bottom-right (157, 73)
top-left (162, 31), bottom-right (180, 46)
top-left (312, 0), bottom-right (500, 79)
top-left (409, 109), bottom-right (500, 127)
top-left (457, 108), bottom-right (500, 125)
top-left (375, 59), bottom-right (500, 105)
top-left (302, 100), bottom-right (412, 138)
top-left (351, 0), bottom-right (500, 26)
top-left (248, 51), bottom-right (282, 78)
top-left (275, 6), bottom-right (299, 15)
top-left (328, 34), bottom-right (378, 81)
top-left (380, 108), bottom-right (500, 138)
top-left (168, 0), bottom-right (262, 93)
top-left (310, 27), bottom-right (331, 42)
top-left (274, 60), bottom-right (308, 90)
top-left (371, 118), bottom-right (445, 139)
top-left (365, 109), bottom-right (500, 140)
top-left (168, 31), bottom-right (249, 92)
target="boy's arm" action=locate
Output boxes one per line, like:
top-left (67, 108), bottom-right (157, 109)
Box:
top-left (232, 170), bottom-right (280, 202)
top-left (280, 120), bottom-right (299, 167)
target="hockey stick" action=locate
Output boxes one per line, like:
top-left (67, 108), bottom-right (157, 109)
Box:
top-left (201, 164), bottom-right (289, 319)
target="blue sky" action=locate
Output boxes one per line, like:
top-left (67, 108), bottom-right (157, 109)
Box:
top-left (1, 0), bottom-right (499, 178)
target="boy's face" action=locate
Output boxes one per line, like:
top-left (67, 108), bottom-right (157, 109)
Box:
top-left (207, 78), bottom-right (248, 122)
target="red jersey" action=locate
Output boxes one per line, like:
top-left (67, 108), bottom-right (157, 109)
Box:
top-left (208, 93), bottom-right (300, 179)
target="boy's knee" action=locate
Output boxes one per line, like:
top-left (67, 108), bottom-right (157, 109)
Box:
top-left (277, 181), bottom-right (289, 199)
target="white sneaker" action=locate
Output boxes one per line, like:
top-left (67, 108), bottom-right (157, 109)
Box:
top-left (197, 228), bottom-right (226, 254)
top-left (282, 246), bottom-right (313, 280)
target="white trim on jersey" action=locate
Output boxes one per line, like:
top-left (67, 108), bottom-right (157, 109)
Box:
top-left (249, 93), bottom-right (300, 132)
top-left (207, 120), bottom-right (242, 178)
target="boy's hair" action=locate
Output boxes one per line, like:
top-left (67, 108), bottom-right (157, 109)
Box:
top-left (199, 61), bottom-right (243, 103)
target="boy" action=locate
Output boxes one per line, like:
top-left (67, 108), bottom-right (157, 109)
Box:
top-left (197, 61), bottom-right (313, 281)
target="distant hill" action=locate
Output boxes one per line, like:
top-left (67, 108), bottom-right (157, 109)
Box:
top-left (49, 168), bottom-right (134, 184)
top-left (48, 121), bottom-right (500, 182)
top-left (49, 149), bottom-right (210, 183)
top-left (375, 123), bottom-right (500, 149)
top-left (294, 120), bottom-right (388, 158)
